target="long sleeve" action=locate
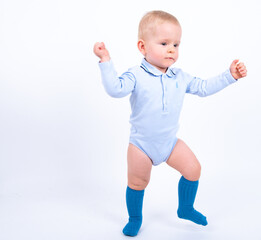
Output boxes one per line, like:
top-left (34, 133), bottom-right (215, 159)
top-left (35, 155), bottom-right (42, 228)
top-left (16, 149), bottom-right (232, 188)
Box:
top-left (185, 69), bottom-right (237, 97)
top-left (99, 60), bottom-right (136, 98)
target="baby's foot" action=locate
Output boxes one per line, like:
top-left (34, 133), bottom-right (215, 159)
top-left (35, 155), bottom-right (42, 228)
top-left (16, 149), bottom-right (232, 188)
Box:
top-left (123, 217), bottom-right (142, 236)
top-left (177, 207), bottom-right (208, 226)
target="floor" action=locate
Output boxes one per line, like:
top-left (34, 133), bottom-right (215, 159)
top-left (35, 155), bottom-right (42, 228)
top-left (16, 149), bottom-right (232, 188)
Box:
top-left (1, 172), bottom-right (260, 240)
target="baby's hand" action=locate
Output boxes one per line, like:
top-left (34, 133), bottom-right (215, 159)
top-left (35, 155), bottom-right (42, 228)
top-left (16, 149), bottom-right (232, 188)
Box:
top-left (93, 42), bottom-right (111, 62)
top-left (230, 60), bottom-right (247, 80)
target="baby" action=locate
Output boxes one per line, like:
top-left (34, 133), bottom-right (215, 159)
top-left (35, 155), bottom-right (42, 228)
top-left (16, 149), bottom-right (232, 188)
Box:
top-left (93, 10), bottom-right (247, 237)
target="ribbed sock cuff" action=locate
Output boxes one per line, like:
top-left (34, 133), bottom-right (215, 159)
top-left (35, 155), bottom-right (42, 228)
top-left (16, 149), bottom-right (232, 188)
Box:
top-left (180, 176), bottom-right (198, 186)
top-left (127, 186), bottom-right (145, 193)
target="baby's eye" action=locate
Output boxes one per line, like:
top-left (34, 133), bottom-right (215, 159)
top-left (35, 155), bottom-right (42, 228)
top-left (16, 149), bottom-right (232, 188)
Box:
top-left (174, 44), bottom-right (179, 48)
top-left (161, 42), bottom-right (167, 46)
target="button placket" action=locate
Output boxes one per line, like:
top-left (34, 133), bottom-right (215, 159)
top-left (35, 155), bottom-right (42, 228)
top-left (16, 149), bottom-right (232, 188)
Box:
top-left (161, 75), bottom-right (168, 112)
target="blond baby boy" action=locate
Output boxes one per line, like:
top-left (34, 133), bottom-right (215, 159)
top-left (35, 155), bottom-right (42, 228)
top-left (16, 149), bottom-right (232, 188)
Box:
top-left (94, 10), bottom-right (247, 237)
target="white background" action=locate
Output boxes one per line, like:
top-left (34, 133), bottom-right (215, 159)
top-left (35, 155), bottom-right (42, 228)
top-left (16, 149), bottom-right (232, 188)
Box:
top-left (0, 0), bottom-right (261, 239)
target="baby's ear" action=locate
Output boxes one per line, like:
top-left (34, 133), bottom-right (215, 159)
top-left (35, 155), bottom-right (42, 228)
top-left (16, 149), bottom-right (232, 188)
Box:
top-left (137, 39), bottom-right (146, 55)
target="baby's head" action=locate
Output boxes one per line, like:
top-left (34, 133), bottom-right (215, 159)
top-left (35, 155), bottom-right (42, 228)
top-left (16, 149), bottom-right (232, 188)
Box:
top-left (138, 10), bottom-right (182, 73)
top-left (138, 10), bottom-right (180, 40)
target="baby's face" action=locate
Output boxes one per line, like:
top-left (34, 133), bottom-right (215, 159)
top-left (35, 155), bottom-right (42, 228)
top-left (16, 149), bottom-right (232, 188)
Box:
top-left (142, 22), bottom-right (181, 73)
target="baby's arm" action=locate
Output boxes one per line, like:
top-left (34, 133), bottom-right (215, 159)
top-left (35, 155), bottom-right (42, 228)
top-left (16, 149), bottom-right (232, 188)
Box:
top-left (186, 60), bottom-right (247, 97)
top-left (93, 42), bottom-right (135, 98)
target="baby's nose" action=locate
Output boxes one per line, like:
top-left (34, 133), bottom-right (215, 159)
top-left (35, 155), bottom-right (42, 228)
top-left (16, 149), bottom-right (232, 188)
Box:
top-left (168, 46), bottom-right (175, 53)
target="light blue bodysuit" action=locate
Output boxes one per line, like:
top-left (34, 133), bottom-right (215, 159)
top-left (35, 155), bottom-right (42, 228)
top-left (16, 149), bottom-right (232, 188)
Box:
top-left (99, 58), bottom-right (237, 165)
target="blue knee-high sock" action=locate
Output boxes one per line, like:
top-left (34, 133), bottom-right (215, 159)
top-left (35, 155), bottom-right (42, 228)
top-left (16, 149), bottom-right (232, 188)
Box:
top-left (123, 186), bottom-right (144, 236)
top-left (177, 176), bottom-right (208, 226)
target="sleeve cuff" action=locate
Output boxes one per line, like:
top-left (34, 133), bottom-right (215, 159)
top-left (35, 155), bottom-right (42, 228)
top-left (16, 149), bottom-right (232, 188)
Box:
top-left (225, 69), bottom-right (237, 83)
top-left (98, 59), bottom-right (113, 71)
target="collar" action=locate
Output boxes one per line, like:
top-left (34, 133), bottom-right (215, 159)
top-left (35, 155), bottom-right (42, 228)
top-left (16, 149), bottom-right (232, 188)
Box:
top-left (140, 58), bottom-right (176, 77)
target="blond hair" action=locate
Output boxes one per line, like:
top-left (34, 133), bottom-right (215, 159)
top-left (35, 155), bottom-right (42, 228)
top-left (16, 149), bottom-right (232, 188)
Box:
top-left (138, 10), bottom-right (180, 40)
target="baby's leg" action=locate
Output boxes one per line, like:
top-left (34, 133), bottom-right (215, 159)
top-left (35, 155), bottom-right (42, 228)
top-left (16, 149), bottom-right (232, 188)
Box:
top-left (166, 139), bottom-right (208, 226)
top-left (127, 143), bottom-right (152, 190)
top-left (123, 144), bottom-right (152, 237)
top-left (167, 139), bottom-right (201, 181)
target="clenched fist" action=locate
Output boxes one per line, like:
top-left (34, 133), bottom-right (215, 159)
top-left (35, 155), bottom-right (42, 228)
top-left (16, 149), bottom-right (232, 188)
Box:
top-left (93, 42), bottom-right (111, 62)
top-left (230, 59), bottom-right (247, 80)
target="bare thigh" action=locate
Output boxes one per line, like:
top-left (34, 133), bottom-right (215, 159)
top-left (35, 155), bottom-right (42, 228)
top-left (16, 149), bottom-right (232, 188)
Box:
top-left (166, 139), bottom-right (201, 181)
top-left (127, 143), bottom-right (152, 190)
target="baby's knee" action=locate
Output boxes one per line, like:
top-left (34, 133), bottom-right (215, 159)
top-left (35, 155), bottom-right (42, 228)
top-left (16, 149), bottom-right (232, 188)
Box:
top-left (128, 177), bottom-right (150, 190)
top-left (183, 161), bottom-right (201, 181)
